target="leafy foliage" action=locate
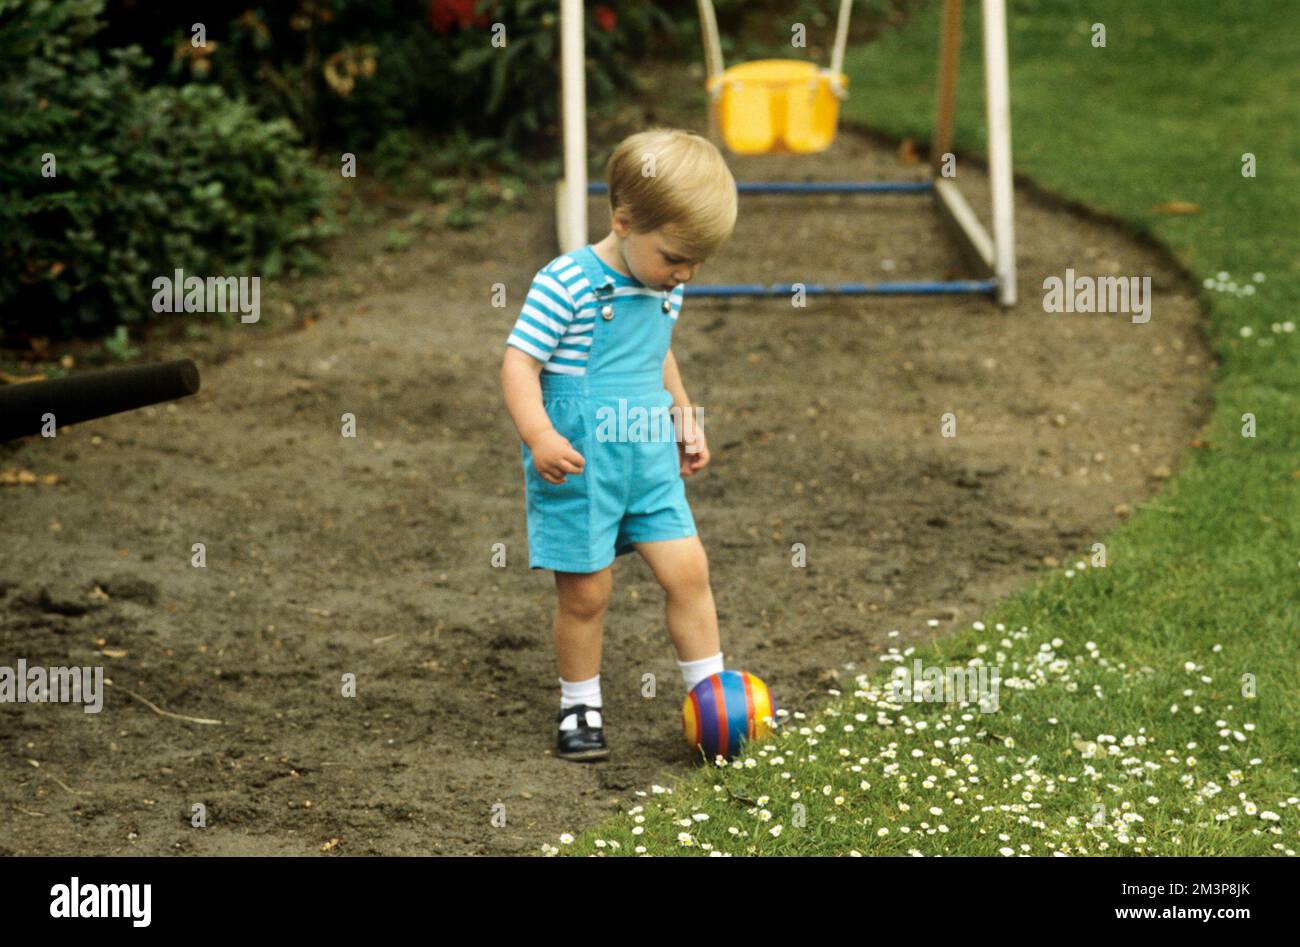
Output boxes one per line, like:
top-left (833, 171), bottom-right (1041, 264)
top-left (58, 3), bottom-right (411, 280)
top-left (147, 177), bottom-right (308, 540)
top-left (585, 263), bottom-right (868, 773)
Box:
top-left (142, 1), bottom-right (683, 154)
top-left (0, 0), bottom-right (335, 342)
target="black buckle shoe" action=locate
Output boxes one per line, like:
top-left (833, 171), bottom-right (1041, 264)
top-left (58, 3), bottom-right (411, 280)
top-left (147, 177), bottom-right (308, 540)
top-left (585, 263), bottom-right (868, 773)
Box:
top-left (556, 703), bottom-right (609, 761)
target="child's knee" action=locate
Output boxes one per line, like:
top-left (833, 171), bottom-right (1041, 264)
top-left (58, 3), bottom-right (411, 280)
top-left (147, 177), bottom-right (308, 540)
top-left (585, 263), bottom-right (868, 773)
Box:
top-left (661, 552), bottom-right (711, 599)
top-left (556, 570), bottom-right (612, 621)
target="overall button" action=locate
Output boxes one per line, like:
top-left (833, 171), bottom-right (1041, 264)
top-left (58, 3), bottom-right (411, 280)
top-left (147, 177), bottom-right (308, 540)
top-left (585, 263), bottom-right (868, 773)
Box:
top-left (600, 303), bottom-right (614, 320)
top-left (661, 298), bottom-right (672, 313)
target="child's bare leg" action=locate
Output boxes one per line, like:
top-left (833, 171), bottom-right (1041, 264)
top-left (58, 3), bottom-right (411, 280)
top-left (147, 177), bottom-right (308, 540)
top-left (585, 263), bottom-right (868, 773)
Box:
top-left (634, 536), bottom-right (720, 662)
top-left (553, 566), bottom-right (613, 681)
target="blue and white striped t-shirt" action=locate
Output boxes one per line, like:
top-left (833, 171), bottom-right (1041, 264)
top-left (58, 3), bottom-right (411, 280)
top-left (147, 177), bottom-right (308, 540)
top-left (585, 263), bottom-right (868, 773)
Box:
top-left (505, 248), bottom-right (683, 375)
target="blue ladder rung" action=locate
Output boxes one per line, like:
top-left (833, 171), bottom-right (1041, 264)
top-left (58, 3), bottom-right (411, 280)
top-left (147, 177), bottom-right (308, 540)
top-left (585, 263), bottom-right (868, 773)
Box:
top-left (585, 181), bottom-right (932, 195)
top-left (682, 280), bottom-right (997, 297)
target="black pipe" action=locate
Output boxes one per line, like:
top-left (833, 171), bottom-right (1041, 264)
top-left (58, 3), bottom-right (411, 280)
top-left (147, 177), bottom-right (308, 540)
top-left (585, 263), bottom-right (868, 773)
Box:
top-left (0, 359), bottom-right (201, 443)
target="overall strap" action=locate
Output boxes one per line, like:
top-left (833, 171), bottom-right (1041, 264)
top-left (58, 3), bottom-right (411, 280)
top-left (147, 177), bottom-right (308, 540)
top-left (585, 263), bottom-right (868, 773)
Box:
top-left (569, 246), bottom-right (617, 308)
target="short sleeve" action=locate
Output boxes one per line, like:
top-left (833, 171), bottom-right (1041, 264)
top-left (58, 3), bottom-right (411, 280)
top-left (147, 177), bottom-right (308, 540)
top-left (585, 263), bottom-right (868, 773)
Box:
top-left (506, 267), bottom-right (578, 365)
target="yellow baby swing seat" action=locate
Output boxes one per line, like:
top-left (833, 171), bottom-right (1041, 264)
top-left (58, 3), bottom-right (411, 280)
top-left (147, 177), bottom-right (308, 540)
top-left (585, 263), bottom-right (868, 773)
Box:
top-left (707, 59), bottom-right (849, 155)
top-left (697, 0), bottom-right (854, 156)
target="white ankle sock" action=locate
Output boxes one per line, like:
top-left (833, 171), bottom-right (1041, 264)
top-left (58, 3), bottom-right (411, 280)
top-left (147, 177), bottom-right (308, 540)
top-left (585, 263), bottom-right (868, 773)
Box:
top-left (559, 674), bottom-right (602, 730)
top-left (678, 651), bottom-right (724, 693)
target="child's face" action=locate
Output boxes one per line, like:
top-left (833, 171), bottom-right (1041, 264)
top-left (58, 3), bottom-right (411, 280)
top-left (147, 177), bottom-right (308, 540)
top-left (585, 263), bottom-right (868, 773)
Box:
top-left (612, 213), bottom-right (702, 291)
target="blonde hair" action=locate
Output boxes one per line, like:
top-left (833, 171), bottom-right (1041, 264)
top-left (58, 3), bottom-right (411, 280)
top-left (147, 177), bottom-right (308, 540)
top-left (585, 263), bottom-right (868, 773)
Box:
top-left (603, 127), bottom-right (737, 262)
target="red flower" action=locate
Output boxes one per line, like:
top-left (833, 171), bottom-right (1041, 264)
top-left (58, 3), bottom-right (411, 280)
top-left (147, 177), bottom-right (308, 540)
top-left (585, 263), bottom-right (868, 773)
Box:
top-left (427, 0), bottom-right (492, 35)
top-left (594, 5), bottom-right (616, 32)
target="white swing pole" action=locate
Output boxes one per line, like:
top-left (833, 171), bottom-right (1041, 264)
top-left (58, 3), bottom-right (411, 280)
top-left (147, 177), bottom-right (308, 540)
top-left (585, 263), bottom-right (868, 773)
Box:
top-left (696, 0), bottom-right (724, 81)
top-left (982, 0), bottom-right (1016, 305)
top-left (829, 0), bottom-right (853, 80)
top-left (696, 0), bottom-right (724, 144)
top-left (557, 0), bottom-right (586, 253)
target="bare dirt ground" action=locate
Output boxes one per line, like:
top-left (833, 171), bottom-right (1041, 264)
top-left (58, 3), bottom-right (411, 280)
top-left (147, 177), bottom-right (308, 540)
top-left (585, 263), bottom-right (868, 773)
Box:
top-left (0, 62), bottom-right (1213, 855)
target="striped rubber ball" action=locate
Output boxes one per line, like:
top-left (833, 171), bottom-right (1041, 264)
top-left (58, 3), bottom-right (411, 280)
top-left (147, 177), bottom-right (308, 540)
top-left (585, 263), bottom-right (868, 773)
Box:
top-left (682, 669), bottom-right (777, 761)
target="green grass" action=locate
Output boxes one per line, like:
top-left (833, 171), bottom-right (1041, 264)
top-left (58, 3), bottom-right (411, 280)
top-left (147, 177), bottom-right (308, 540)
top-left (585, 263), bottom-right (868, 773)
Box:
top-left (553, 0), bottom-right (1300, 856)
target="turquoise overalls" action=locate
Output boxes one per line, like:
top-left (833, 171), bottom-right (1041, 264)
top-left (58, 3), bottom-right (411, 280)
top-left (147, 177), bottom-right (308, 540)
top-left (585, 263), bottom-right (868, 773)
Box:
top-left (521, 246), bottom-right (697, 573)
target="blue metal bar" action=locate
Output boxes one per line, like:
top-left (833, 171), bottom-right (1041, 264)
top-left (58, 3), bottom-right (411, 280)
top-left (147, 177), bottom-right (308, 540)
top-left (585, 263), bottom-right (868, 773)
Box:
top-left (586, 181), bottom-right (932, 195)
top-left (681, 280), bottom-right (998, 297)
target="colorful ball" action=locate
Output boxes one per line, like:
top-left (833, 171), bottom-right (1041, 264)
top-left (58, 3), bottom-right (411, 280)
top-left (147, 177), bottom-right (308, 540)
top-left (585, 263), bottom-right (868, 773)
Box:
top-left (682, 669), bottom-right (776, 761)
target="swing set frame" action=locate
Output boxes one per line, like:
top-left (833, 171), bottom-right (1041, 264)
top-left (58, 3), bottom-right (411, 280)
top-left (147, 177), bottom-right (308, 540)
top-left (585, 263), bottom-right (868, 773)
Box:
top-left (555, 0), bottom-right (1017, 306)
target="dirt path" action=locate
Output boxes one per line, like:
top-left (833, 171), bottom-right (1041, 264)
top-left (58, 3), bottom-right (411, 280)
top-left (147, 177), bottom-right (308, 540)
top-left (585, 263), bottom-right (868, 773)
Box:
top-left (0, 66), bottom-right (1213, 855)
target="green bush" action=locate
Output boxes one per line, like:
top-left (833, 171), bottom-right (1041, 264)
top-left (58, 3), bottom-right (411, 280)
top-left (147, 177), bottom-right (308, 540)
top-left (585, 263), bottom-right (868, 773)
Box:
top-left (0, 0), bottom-right (336, 343)
top-left (152, 1), bottom-right (683, 157)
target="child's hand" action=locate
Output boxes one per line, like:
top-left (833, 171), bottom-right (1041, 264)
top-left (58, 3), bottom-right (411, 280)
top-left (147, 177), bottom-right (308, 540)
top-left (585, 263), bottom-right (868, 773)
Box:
top-left (677, 416), bottom-right (709, 476)
top-left (530, 429), bottom-right (585, 484)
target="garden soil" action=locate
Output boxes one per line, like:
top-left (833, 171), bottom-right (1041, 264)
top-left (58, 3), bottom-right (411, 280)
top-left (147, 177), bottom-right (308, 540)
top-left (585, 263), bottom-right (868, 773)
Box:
top-left (0, 65), bottom-right (1214, 854)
